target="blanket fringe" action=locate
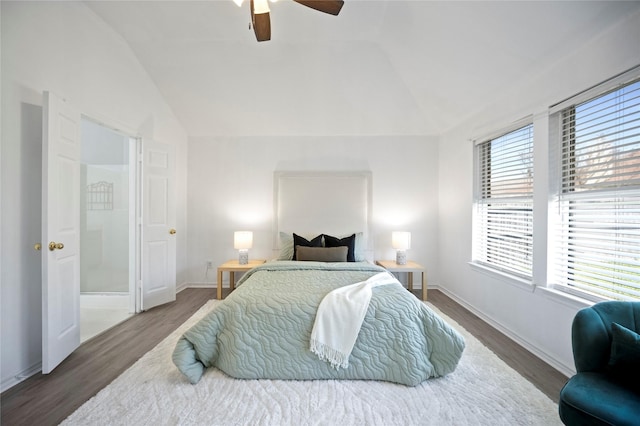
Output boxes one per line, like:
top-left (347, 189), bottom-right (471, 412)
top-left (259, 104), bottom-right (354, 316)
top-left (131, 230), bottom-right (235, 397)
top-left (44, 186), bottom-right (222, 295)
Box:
top-left (310, 339), bottom-right (349, 370)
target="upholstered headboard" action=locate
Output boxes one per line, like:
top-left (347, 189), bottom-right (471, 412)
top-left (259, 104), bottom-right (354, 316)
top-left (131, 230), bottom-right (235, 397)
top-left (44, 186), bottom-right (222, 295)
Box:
top-left (273, 171), bottom-right (373, 258)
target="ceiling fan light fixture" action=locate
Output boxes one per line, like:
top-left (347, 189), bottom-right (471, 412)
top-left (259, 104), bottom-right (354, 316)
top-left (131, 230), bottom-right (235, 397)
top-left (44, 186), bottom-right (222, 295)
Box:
top-left (250, 0), bottom-right (271, 41)
top-left (253, 0), bottom-right (270, 14)
top-left (242, 0), bottom-right (343, 42)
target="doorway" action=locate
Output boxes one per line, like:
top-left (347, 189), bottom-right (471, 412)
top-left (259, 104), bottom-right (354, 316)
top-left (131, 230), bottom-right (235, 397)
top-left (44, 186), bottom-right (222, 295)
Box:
top-left (79, 118), bottom-right (136, 342)
top-left (42, 92), bottom-right (177, 372)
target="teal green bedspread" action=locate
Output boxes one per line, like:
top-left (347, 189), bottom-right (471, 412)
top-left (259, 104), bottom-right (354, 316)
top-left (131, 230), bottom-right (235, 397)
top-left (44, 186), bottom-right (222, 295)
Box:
top-left (172, 261), bottom-right (465, 386)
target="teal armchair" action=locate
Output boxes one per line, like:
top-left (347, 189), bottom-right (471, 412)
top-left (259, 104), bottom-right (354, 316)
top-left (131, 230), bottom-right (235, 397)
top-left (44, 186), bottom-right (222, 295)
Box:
top-left (559, 301), bottom-right (640, 425)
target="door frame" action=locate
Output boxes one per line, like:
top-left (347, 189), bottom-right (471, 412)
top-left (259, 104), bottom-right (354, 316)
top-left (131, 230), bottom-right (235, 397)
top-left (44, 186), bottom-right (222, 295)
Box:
top-left (131, 136), bottom-right (142, 314)
top-left (80, 115), bottom-right (142, 314)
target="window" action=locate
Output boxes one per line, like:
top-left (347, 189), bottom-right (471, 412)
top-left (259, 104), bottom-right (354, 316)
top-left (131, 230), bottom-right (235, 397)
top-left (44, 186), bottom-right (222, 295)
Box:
top-left (554, 79), bottom-right (640, 300)
top-left (474, 124), bottom-right (534, 279)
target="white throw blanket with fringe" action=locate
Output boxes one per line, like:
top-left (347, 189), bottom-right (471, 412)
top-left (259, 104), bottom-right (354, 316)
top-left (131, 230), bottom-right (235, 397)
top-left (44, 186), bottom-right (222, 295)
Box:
top-left (310, 271), bottom-right (401, 369)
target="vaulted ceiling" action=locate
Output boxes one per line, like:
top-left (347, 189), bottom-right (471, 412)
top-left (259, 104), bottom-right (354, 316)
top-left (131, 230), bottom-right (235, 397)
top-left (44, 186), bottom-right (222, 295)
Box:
top-left (86, 1), bottom-right (639, 137)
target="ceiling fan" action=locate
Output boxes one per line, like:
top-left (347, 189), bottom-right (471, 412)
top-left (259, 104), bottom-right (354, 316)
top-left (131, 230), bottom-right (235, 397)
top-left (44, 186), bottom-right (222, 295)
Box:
top-left (235, 0), bottom-right (344, 42)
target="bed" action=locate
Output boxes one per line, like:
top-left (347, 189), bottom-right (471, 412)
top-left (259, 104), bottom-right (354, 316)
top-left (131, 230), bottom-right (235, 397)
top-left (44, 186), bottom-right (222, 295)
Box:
top-left (172, 172), bottom-right (464, 386)
top-left (173, 259), bottom-right (465, 386)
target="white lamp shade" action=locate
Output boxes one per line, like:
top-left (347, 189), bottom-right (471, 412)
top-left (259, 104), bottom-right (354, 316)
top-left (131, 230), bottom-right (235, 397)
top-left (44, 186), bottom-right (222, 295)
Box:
top-left (234, 231), bottom-right (253, 250)
top-left (392, 232), bottom-right (411, 250)
top-left (253, 0), bottom-right (270, 14)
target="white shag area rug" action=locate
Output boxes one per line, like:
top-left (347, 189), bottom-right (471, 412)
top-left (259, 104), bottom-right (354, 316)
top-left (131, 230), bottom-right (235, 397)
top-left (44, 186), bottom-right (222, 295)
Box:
top-left (62, 300), bottom-right (562, 426)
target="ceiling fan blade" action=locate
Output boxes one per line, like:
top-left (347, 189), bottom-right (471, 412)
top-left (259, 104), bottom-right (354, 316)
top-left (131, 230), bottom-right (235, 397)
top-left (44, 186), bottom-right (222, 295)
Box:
top-left (251, 0), bottom-right (271, 41)
top-left (293, 0), bottom-right (344, 16)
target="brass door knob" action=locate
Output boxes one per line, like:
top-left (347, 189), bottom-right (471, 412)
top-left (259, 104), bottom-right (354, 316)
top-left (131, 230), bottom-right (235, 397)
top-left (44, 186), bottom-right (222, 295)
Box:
top-left (34, 243), bottom-right (42, 251)
top-left (48, 241), bottom-right (64, 251)
top-left (169, 229), bottom-right (177, 235)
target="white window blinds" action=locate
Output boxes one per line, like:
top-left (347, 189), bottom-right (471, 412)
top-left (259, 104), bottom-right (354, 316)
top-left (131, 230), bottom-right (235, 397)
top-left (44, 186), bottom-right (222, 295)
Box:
top-left (555, 79), bottom-right (640, 300)
top-left (474, 124), bottom-right (534, 278)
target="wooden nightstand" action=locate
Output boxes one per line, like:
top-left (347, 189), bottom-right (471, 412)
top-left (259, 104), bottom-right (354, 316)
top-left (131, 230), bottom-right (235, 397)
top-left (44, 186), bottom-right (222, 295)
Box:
top-left (375, 260), bottom-right (427, 301)
top-left (217, 259), bottom-right (266, 300)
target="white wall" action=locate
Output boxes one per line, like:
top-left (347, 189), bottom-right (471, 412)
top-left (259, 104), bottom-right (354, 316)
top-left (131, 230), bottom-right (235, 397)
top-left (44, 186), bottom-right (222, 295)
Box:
top-left (3, 0), bottom-right (638, 395)
top-left (186, 135), bottom-right (439, 287)
top-left (0, 1), bottom-right (189, 391)
top-left (437, 9), bottom-right (640, 375)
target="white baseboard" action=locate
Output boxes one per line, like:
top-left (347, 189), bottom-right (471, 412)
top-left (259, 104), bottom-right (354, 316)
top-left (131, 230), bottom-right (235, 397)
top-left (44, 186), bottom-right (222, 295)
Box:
top-left (1, 362), bottom-right (41, 393)
top-left (80, 293), bottom-right (129, 309)
top-left (176, 281), bottom-right (188, 293)
top-left (184, 282), bottom-right (216, 289)
top-left (432, 284), bottom-right (575, 378)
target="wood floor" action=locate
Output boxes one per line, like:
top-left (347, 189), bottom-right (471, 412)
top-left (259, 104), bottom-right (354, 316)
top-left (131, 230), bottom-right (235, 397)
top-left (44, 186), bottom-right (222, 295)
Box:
top-left (1, 288), bottom-right (568, 425)
top-left (422, 289), bottom-right (569, 403)
top-left (1, 288), bottom-right (212, 426)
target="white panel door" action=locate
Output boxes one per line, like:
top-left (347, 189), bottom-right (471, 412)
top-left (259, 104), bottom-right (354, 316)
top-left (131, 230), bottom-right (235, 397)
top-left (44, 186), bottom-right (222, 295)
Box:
top-left (42, 91), bottom-right (81, 374)
top-left (141, 141), bottom-right (176, 310)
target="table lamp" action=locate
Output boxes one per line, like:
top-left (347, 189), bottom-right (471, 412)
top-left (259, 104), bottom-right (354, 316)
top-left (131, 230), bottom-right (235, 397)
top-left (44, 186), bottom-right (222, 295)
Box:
top-left (234, 231), bottom-right (253, 265)
top-left (392, 231), bottom-right (411, 265)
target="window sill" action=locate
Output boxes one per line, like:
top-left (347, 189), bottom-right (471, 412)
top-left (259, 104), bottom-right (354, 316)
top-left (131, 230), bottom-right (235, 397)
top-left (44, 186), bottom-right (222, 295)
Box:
top-left (536, 286), bottom-right (595, 310)
top-left (468, 261), bottom-right (535, 293)
top-left (468, 263), bottom-right (602, 310)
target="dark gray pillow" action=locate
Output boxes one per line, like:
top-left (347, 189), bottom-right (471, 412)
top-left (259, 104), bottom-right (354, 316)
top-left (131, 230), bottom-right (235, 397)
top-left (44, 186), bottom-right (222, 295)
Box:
top-left (295, 246), bottom-right (348, 262)
top-left (324, 233), bottom-right (356, 262)
top-left (292, 233), bottom-right (323, 260)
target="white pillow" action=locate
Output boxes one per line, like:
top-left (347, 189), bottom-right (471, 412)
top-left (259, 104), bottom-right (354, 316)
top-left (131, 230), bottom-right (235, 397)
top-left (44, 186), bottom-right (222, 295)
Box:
top-left (353, 232), bottom-right (366, 261)
top-left (278, 232), bottom-right (295, 260)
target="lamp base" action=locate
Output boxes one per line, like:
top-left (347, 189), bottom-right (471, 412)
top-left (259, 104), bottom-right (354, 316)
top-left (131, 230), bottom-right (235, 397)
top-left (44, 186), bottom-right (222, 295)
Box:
top-left (396, 250), bottom-right (407, 265)
top-left (239, 250), bottom-right (248, 265)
